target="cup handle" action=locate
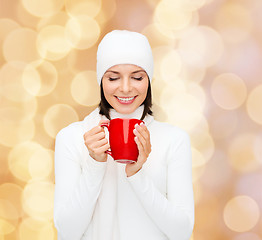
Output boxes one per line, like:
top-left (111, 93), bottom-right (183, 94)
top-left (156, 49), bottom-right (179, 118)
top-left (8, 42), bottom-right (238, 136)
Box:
top-left (100, 123), bottom-right (113, 157)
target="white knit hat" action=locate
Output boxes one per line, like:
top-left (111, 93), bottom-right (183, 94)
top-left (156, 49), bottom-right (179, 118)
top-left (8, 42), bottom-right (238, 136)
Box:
top-left (96, 30), bottom-right (154, 85)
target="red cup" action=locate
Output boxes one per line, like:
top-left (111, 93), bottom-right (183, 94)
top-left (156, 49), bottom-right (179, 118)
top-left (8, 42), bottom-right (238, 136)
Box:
top-left (101, 118), bottom-right (144, 164)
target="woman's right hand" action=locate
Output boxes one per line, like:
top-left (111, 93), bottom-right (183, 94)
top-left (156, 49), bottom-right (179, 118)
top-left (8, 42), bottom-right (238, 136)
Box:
top-left (83, 119), bottom-right (110, 162)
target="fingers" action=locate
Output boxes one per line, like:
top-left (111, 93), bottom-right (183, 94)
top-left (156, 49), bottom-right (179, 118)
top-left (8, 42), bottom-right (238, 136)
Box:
top-left (91, 137), bottom-right (108, 149)
top-left (83, 119), bottom-right (110, 162)
top-left (84, 125), bottom-right (102, 137)
top-left (84, 118), bottom-right (109, 138)
top-left (134, 123), bottom-right (150, 147)
top-left (133, 122), bottom-right (151, 157)
top-left (85, 131), bottom-right (105, 143)
top-left (92, 142), bottom-right (110, 155)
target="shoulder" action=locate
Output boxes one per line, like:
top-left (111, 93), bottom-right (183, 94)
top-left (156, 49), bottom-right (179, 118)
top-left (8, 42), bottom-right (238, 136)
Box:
top-left (150, 119), bottom-right (190, 143)
top-left (56, 107), bottom-right (100, 142)
top-left (56, 121), bottom-right (83, 139)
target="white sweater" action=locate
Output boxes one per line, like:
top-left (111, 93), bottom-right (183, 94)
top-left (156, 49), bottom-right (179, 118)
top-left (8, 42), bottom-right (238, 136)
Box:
top-left (54, 105), bottom-right (194, 240)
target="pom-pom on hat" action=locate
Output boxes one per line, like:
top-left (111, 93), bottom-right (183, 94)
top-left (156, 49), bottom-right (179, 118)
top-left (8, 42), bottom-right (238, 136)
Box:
top-left (96, 30), bottom-right (154, 85)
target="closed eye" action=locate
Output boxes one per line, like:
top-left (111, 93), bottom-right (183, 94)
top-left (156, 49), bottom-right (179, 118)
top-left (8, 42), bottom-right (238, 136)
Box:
top-left (132, 77), bottom-right (143, 80)
top-left (109, 77), bottom-right (119, 81)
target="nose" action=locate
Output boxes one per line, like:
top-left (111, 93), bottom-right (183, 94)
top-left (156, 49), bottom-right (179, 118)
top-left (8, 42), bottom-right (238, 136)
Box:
top-left (120, 77), bottom-right (132, 93)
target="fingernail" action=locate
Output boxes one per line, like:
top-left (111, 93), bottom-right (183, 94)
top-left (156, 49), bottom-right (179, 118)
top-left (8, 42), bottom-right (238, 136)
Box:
top-left (133, 129), bottom-right (137, 134)
top-left (140, 122), bottom-right (144, 126)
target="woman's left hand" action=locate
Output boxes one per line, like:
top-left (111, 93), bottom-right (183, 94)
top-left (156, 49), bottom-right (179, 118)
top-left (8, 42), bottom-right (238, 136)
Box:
top-left (125, 122), bottom-right (151, 177)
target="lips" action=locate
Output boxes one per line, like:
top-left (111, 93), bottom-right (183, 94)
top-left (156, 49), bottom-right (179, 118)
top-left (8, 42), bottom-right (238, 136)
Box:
top-left (115, 96), bottom-right (137, 104)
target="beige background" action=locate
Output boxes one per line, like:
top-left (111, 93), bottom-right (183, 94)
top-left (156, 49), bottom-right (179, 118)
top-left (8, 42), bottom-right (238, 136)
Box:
top-left (0, 0), bottom-right (262, 239)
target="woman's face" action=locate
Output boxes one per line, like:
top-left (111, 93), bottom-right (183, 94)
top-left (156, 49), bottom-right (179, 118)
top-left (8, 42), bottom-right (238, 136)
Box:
top-left (102, 64), bottom-right (149, 114)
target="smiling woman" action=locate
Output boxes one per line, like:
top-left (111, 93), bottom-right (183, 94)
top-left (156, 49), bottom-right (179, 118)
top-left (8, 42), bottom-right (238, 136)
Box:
top-left (100, 64), bottom-right (151, 118)
top-left (53, 30), bottom-right (194, 240)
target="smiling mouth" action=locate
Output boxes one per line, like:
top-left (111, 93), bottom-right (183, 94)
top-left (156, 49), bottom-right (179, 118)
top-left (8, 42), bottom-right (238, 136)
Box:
top-left (115, 96), bottom-right (137, 104)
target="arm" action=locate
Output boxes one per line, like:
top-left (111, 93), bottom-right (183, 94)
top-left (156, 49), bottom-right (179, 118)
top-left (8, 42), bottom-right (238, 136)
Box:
top-left (53, 127), bottom-right (107, 240)
top-left (127, 132), bottom-right (194, 240)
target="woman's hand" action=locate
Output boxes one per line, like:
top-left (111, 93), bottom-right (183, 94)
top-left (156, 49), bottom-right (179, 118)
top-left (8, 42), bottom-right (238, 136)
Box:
top-left (125, 122), bottom-right (151, 177)
top-left (83, 119), bottom-right (110, 162)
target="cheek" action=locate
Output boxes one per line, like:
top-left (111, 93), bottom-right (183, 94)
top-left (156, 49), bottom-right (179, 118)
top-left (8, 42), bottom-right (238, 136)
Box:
top-left (137, 82), bottom-right (149, 96)
top-left (103, 81), bottom-right (115, 96)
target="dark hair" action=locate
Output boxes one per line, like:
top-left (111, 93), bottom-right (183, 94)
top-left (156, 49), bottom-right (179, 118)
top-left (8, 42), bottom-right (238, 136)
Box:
top-left (98, 78), bottom-right (153, 120)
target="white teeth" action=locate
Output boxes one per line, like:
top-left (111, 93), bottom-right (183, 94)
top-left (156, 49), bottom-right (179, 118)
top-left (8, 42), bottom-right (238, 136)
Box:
top-left (117, 96), bottom-right (135, 102)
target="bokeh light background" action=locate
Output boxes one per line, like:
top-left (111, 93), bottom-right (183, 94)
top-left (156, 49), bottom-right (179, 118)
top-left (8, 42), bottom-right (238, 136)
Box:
top-left (0, 0), bottom-right (261, 239)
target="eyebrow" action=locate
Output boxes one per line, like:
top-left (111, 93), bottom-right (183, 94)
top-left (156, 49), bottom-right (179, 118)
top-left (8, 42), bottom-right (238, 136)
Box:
top-left (105, 70), bottom-right (146, 74)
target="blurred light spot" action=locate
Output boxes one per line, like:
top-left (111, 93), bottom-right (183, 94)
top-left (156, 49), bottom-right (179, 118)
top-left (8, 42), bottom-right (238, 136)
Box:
top-left (233, 233), bottom-right (261, 240)
top-left (187, 82), bottom-right (206, 109)
top-left (31, 61), bottom-right (58, 96)
top-left (228, 134), bottom-right (260, 173)
top-left (43, 104), bottom-right (79, 138)
top-left (160, 50), bottom-right (182, 81)
top-left (209, 109), bottom-right (238, 139)
top-left (65, 15), bottom-right (100, 50)
top-left (224, 195), bottom-right (260, 232)
top-left (192, 147), bottom-right (206, 182)
top-left (155, 10), bottom-right (200, 40)
top-left (22, 181), bottom-right (54, 220)
top-left (0, 118), bottom-right (35, 147)
top-left (162, 91), bottom-right (204, 130)
top-left (0, 97), bottom-right (37, 123)
top-left (180, 63), bottom-right (206, 83)
top-left (154, 1), bottom-right (192, 31)
top-left (254, 133), bottom-right (262, 165)
top-left (29, 149), bottom-right (53, 180)
top-left (8, 142), bottom-right (44, 182)
top-left (71, 71), bottom-right (100, 106)
top-left (21, 0), bottom-right (64, 18)
top-left (95, 0), bottom-right (116, 26)
top-left (3, 28), bottom-right (40, 63)
top-left (65, 0), bottom-right (102, 18)
top-left (0, 62), bottom-right (36, 102)
top-left (0, 218), bottom-right (15, 235)
top-left (236, 173), bottom-right (262, 209)
top-left (0, 183), bottom-right (23, 218)
top-left (22, 64), bottom-right (41, 96)
top-left (178, 26), bottom-right (224, 67)
top-left (141, 24), bottom-right (176, 48)
top-left (246, 84), bottom-right (262, 125)
top-left (189, 114), bottom-right (209, 135)
top-left (0, 199), bottom-right (18, 220)
top-left (192, 147), bottom-right (208, 166)
top-left (152, 46), bottom-right (174, 85)
top-left (191, 131), bottom-right (214, 162)
top-left (37, 12), bottom-right (69, 30)
top-left (211, 73), bottom-right (247, 110)
top-left (15, 2), bottom-right (40, 30)
top-left (38, 221), bottom-right (56, 240)
top-left (162, 0), bottom-right (206, 11)
top-left (37, 25), bottom-right (72, 61)
top-left (19, 217), bottom-right (55, 240)
top-left (215, 3), bottom-right (253, 43)
top-left (0, 18), bottom-right (20, 46)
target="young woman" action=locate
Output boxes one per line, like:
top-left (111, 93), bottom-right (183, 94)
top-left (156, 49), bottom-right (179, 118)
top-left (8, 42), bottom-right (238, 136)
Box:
top-left (54, 30), bottom-right (194, 240)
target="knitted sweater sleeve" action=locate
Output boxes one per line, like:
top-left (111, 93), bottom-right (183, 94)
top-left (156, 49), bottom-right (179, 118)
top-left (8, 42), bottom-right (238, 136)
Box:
top-left (127, 130), bottom-right (194, 240)
top-left (53, 125), bottom-right (107, 240)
